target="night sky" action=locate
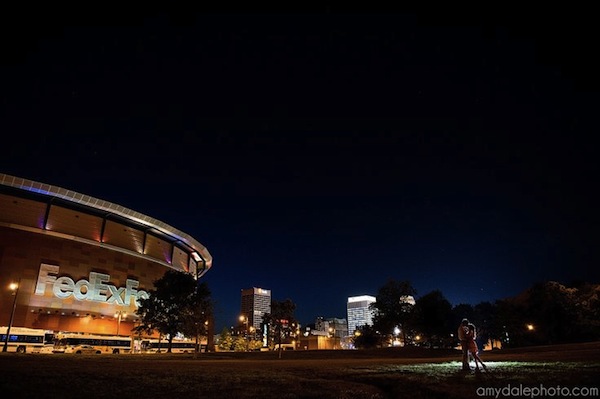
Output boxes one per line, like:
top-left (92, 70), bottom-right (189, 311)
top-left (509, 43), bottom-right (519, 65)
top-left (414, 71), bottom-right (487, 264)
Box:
top-left (1, 8), bottom-right (598, 332)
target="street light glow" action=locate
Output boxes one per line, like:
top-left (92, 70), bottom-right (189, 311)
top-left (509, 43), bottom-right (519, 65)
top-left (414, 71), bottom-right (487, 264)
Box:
top-left (2, 280), bottom-right (20, 352)
top-left (114, 310), bottom-right (127, 335)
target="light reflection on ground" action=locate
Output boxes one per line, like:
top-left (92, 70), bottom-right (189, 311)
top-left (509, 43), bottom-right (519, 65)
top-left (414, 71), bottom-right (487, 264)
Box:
top-left (346, 360), bottom-right (600, 398)
top-left (351, 360), bottom-right (597, 379)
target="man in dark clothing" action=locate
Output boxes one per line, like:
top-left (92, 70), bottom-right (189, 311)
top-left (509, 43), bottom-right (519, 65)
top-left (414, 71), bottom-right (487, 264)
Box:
top-left (457, 318), bottom-right (471, 371)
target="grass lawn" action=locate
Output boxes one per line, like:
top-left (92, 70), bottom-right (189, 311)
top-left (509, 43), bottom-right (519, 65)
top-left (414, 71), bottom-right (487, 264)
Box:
top-left (1, 342), bottom-right (599, 398)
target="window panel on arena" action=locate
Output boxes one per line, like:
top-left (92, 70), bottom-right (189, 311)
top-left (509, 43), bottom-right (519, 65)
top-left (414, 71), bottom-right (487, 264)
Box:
top-left (46, 205), bottom-right (103, 242)
top-left (144, 233), bottom-right (173, 264)
top-left (189, 258), bottom-right (197, 277)
top-left (172, 246), bottom-right (189, 272)
top-left (103, 220), bottom-right (145, 254)
top-left (0, 194), bottom-right (47, 229)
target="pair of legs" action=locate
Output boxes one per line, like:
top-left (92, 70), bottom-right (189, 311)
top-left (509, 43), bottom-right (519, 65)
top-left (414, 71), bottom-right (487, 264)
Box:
top-left (461, 341), bottom-right (470, 370)
top-left (470, 350), bottom-right (487, 371)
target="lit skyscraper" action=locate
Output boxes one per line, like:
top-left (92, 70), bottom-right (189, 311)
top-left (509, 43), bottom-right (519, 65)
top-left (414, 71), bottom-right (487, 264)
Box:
top-left (347, 295), bottom-right (376, 336)
top-left (240, 287), bottom-right (271, 331)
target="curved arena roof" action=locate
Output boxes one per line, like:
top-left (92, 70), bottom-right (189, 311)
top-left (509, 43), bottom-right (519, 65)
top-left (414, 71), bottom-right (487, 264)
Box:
top-left (0, 173), bottom-right (212, 277)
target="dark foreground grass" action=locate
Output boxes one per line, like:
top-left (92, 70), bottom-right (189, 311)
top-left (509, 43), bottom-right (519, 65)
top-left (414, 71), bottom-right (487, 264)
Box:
top-left (1, 342), bottom-right (599, 399)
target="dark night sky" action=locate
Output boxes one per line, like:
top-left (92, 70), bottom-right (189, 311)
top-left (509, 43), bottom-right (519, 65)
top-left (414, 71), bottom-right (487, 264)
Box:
top-left (1, 7), bottom-right (599, 332)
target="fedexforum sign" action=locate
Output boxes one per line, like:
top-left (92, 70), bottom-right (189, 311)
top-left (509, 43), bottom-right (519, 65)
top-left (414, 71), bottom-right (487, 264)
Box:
top-left (35, 264), bottom-right (149, 307)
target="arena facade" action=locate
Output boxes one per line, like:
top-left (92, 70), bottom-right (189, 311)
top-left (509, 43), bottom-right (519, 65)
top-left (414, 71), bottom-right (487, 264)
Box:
top-left (0, 173), bottom-right (212, 338)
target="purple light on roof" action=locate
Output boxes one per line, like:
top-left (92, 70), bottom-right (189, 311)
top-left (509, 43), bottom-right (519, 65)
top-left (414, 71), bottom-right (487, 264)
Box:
top-left (37, 215), bottom-right (45, 230)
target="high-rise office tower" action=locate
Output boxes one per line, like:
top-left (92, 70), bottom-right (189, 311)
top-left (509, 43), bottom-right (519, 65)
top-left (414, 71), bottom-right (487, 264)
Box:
top-left (240, 287), bottom-right (271, 332)
top-left (346, 295), bottom-right (376, 336)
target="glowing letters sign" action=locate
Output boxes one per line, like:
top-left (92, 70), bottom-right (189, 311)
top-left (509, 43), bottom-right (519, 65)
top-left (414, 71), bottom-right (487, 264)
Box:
top-left (35, 264), bottom-right (149, 308)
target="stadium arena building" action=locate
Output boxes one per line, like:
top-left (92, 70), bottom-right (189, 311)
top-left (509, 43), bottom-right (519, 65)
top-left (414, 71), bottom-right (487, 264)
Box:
top-left (0, 173), bottom-right (212, 338)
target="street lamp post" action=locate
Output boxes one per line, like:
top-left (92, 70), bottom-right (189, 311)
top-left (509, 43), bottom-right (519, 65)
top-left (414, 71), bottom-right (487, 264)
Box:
top-left (2, 280), bottom-right (20, 352)
top-left (114, 310), bottom-right (127, 336)
top-left (204, 320), bottom-right (209, 352)
top-left (240, 315), bottom-right (251, 351)
top-left (239, 315), bottom-right (249, 335)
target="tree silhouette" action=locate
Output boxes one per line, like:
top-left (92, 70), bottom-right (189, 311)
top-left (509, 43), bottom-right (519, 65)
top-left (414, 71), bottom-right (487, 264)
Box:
top-left (180, 281), bottom-right (213, 353)
top-left (370, 278), bottom-right (416, 345)
top-left (352, 324), bottom-right (382, 349)
top-left (263, 298), bottom-right (297, 358)
top-left (411, 290), bottom-right (453, 347)
top-left (135, 270), bottom-right (209, 353)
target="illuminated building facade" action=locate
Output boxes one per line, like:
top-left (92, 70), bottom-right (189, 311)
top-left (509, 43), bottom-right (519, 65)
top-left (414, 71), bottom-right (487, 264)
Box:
top-left (0, 173), bottom-right (212, 338)
top-left (346, 295), bottom-right (376, 336)
top-left (240, 287), bottom-right (271, 332)
top-left (314, 316), bottom-right (348, 339)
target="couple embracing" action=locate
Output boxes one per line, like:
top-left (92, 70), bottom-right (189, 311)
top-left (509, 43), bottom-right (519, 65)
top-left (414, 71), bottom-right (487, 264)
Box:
top-left (458, 318), bottom-right (487, 372)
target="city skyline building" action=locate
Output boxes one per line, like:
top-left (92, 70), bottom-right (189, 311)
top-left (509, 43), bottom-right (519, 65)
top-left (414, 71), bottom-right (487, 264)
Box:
top-left (240, 287), bottom-right (271, 333)
top-left (346, 295), bottom-right (376, 337)
top-left (312, 317), bottom-right (348, 339)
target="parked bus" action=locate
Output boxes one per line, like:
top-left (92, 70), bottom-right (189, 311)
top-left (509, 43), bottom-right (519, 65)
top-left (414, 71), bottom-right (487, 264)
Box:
top-left (53, 332), bottom-right (132, 354)
top-left (0, 326), bottom-right (51, 353)
top-left (140, 338), bottom-right (202, 354)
